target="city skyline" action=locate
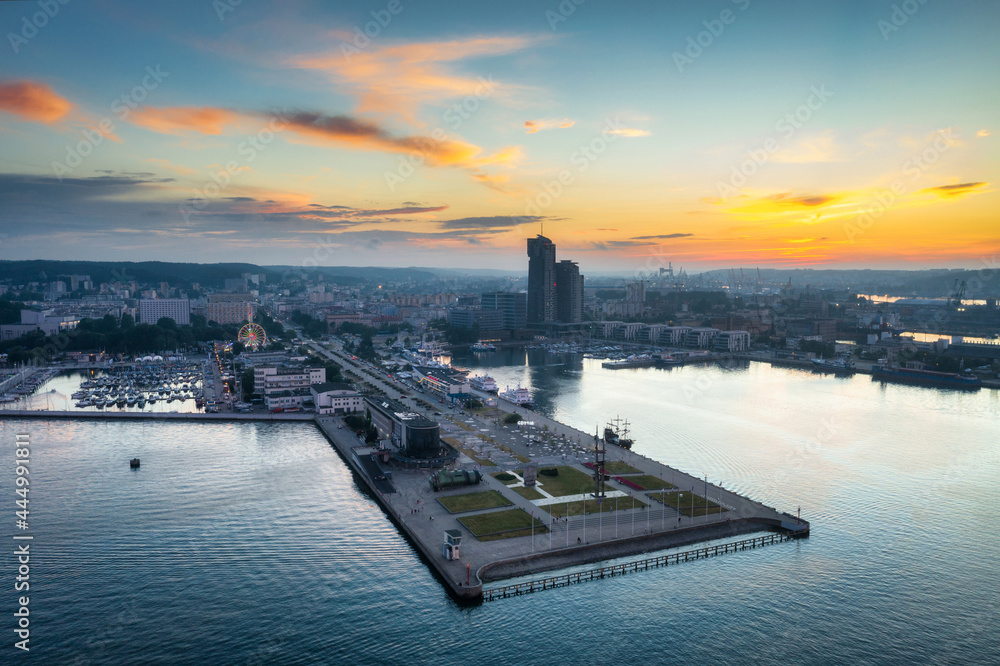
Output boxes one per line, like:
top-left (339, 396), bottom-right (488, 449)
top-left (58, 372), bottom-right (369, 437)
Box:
top-left (0, 1), bottom-right (997, 271)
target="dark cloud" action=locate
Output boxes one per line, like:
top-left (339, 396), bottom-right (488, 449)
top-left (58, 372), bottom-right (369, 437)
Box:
top-left (438, 215), bottom-right (545, 230)
top-left (921, 182), bottom-right (987, 197)
top-left (629, 233), bottom-right (693, 240)
top-left (766, 193), bottom-right (837, 207)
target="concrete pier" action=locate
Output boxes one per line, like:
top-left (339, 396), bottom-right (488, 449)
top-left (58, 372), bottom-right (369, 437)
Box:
top-left (314, 412), bottom-right (807, 603)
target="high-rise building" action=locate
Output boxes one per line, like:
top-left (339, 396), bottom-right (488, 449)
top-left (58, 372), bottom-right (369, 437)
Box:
top-left (527, 235), bottom-right (556, 324)
top-left (555, 260), bottom-right (584, 323)
top-left (626, 281), bottom-right (645, 303)
top-left (481, 292), bottom-right (527, 329)
top-left (139, 299), bottom-right (190, 326)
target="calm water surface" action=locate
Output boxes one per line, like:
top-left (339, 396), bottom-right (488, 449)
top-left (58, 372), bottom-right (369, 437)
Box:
top-left (1, 355), bottom-right (997, 664)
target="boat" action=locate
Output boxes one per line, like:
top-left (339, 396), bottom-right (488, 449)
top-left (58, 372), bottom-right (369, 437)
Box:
top-left (602, 354), bottom-right (655, 369)
top-left (470, 342), bottom-right (497, 352)
top-left (872, 365), bottom-right (981, 390)
top-left (499, 385), bottom-right (532, 406)
top-left (603, 416), bottom-right (634, 450)
top-left (811, 357), bottom-right (855, 372)
top-left (469, 374), bottom-right (498, 392)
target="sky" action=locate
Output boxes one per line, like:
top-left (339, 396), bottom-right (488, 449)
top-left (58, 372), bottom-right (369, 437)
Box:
top-left (0, 0), bottom-right (997, 273)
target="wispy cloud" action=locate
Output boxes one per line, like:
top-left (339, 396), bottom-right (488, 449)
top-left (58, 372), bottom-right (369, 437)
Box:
top-left (0, 80), bottom-right (73, 124)
top-left (524, 118), bottom-right (574, 134)
top-left (630, 233), bottom-right (694, 240)
top-left (128, 106), bottom-right (517, 171)
top-left (606, 127), bottom-right (650, 138)
top-left (920, 182), bottom-right (988, 198)
top-left (289, 36), bottom-right (538, 121)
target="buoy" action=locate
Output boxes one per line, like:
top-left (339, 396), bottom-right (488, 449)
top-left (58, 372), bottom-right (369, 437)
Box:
top-left (130, 458), bottom-right (140, 468)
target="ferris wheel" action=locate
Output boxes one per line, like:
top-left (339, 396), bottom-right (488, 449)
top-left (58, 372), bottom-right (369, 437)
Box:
top-left (238, 323), bottom-right (267, 350)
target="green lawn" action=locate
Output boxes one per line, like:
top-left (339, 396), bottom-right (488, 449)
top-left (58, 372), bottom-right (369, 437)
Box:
top-left (623, 474), bottom-right (676, 491)
top-left (437, 490), bottom-right (512, 514)
top-left (512, 485), bottom-right (545, 500)
top-left (491, 471), bottom-right (520, 485)
top-left (458, 509), bottom-right (548, 540)
top-left (657, 490), bottom-right (724, 517)
top-left (603, 461), bottom-right (642, 475)
top-left (535, 466), bottom-right (598, 497)
top-left (546, 494), bottom-right (647, 518)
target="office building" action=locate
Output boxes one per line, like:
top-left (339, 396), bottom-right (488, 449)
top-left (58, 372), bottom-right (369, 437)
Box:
top-left (480, 292), bottom-right (527, 329)
top-left (555, 260), bottom-right (584, 323)
top-left (527, 235), bottom-right (556, 324)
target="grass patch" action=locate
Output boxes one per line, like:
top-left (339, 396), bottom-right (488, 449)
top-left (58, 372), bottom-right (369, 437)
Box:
top-left (534, 466), bottom-right (597, 497)
top-left (512, 485), bottom-right (545, 501)
top-left (459, 509), bottom-right (548, 540)
top-left (443, 436), bottom-right (497, 467)
top-left (491, 470), bottom-right (522, 485)
top-left (546, 494), bottom-right (647, 518)
top-left (658, 490), bottom-right (724, 517)
top-left (437, 490), bottom-right (512, 514)
top-left (603, 461), bottom-right (641, 475)
top-left (623, 474), bottom-right (676, 491)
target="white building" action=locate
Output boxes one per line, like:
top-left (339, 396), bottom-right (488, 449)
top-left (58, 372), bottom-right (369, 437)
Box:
top-left (255, 366), bottom-right (326, 397)
top-left (0, 310), bottom-right (80, 341)
top-left (684, 327), bottom-right (719, 348)
top-left (311, 382), bottom-right (363, 415)
top-left (657, 326), bottom-right (691, 346)
top-left (139, 299), bottom-right (190, 326)
top-left (713, 330), bottom-right (751, 352)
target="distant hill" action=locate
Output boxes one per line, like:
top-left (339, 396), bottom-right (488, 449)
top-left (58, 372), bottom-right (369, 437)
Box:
top-left (0, 260), bottom-right (282, 288)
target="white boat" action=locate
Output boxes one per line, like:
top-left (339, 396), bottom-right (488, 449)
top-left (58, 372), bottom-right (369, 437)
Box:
top-left (499, 385), bottom-right (532, 406)
top-left (470, 342), bottom-right (497, 352)
top-left (811, 357), bottom-right (855, 371)
top-left (469, 374), bottom-right (498, 392)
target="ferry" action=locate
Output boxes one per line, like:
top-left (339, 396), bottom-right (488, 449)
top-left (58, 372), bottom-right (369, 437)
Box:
top-left (470, 341), bottom-right (497, 352)
top-left (499, 385), bottom-right (532, 406)
top-left (469, 374), bottom-right (498, 392)
top-left (872, 365), bottom-right (981, 390)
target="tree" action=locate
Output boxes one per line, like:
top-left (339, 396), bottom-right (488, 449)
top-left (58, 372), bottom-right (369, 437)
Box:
top-left (241, 368), bottom-right (255, 401)
top-left (120, 313), bottom-right (134, 329)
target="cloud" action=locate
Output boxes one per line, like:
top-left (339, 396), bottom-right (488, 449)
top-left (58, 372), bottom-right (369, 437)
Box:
top-left (976, 129), bottom-right (990, 137)
top-left (920, 182), bottom-right (988, 198)
top-left (764, 193), bottom-right (838, 208)
top-left (437, 215), bottom-right (543, 230)
top-left (590, 240), bottom-right (660, 249)
top-left (630, 233), bottom-right (694, 240)
top-left (129, 107), bottom-right (246, 135)
top-left (289, 36), bottom-right (537, 121)
top-left (606, 127), bottom-right (650, 138)
top-left (0, 80), bottom-right (73, 124)
top-left (278, 111), bottom-right (483, 166)
top-left (129, 106), bottom-right (517, 172)
top-left (524, 118), bottom-right (574, 134)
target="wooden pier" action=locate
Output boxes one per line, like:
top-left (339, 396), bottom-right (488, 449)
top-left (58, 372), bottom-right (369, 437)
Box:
top-left (482, 531), bottom-right (794, 602)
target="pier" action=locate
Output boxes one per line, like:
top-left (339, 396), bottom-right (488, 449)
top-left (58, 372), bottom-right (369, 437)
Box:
top-left (314, 410), bottom-right (808, 603)
top-left (482, 531), bottom-right (795, 601)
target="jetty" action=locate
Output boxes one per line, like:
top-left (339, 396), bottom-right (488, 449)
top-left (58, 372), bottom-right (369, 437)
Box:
top-left (314, 411), bottom-right (808, 603)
